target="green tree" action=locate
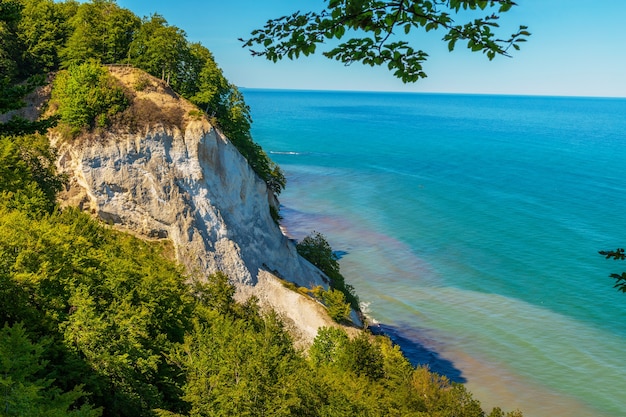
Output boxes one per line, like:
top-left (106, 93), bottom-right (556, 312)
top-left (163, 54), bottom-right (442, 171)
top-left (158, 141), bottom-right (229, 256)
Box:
top-left (297, 231), bottom-right (340, 278)
top-left (241, 0), bottom-right (530, 82)
top-left (61, 0), bottom-right (139, 67)
top-left (0, 0), bottom-right (63, 135)
top-left (174, 308), bottom-right (304, 416)
top-left (17, 0), bottom-right (77, 73)
top-left (309, 326), bottom-right (350, 367)
top-left (0, 322), bottom-right (101, 417)
top-left (129, 14), bottom-right (188, 84)
top-left (0, 0), bottom-right (23, 80)
top-left (310, 328), bottom-right (384, 380)
top-left (182, 43), bottom-right (230, 115)
top-left (0, 205), bottom-right (195, 416)
top-left (51, 59), bottom-right (128, 131)
top-left (297, 231), bottom-right (359, 311)
top-left (0, 134), bottom-right (63, 214)
top-left (321, 288), bottom-right (352, 323)
top-left (189, 271), bottom-right (236, 314)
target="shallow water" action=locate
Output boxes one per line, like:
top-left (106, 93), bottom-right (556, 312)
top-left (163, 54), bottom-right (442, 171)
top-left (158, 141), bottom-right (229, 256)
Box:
top-left (245, 89), bottom-right (626, 417)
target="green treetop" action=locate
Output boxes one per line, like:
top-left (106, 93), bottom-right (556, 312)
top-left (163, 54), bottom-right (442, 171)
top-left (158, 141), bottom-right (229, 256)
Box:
top-left (241, 0), bottom-right (530, 82)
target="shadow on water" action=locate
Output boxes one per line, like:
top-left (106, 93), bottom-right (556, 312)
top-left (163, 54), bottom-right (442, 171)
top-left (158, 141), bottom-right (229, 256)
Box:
top-left (370, 323), bottom-right (466, 383)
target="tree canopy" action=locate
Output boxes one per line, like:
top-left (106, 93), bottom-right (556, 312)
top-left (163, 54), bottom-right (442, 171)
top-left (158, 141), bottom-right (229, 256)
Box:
top-left (0, 0), bottom-right (285, 194)
top-left (241, 0), bottom-right (530, 82)
top-left (297, 231), bottom-right (359, 313)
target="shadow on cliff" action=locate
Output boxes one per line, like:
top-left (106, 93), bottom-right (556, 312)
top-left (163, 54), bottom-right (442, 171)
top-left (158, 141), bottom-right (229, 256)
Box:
top-left (370, 323), bottom-right (466, 383)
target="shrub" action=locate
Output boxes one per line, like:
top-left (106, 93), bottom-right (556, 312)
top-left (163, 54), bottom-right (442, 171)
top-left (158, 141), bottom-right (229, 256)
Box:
top-left (51, 60), bottom-right (129, 132)
top-left (321, 288), bottom-right (352, 323)
top-left (269, 205), bottom-right (282, 225)
top-left (297, 231), bottom-right (360, 311)
top-left (187, 109), bottom-right (203, 120)
top-left (133, 73), bottom-right (151, 91)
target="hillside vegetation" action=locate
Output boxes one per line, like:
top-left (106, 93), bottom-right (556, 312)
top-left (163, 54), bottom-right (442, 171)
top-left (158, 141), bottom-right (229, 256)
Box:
top-left (1, 1), bottom-right (522, 416)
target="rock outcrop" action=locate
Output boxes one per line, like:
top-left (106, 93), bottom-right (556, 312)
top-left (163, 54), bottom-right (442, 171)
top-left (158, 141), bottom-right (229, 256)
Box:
top-left (53, 67), bottom-right (344, 345)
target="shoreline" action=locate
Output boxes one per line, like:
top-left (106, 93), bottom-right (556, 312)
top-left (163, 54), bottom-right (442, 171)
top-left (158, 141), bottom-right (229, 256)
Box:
top-left (278, 205), bottom-right (465, 380)
top-left (277, 201), bottom-right (610, 417)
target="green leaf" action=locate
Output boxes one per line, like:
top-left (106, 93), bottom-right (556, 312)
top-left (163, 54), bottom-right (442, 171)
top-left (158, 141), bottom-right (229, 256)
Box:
top-left (499, 3), bottom-right (513, 13)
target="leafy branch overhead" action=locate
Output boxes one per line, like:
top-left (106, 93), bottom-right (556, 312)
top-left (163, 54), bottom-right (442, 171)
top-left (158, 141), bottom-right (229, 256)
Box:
top-left (599, 248), bottom-right (626, 293)
top-left (240, 0), bottom-right (530, 82)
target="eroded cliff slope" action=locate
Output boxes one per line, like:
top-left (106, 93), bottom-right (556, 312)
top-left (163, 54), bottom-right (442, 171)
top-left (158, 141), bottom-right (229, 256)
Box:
top-left (53, 67), bottom-right (339, 343)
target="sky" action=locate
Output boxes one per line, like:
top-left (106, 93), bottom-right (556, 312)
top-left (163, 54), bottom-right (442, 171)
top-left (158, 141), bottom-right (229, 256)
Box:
top-left (116, 1), bottom-right (626, 97)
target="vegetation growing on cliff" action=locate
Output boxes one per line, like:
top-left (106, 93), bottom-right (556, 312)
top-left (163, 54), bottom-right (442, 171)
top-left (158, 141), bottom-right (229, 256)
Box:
top-left (51, 59), bottom-right (129, 134)
top-left (0, 0), bottom-right (285, 194)
top-left (297, 231), bottom-right (360, 315)
top-left (0, 1), bottom-right (523, 416)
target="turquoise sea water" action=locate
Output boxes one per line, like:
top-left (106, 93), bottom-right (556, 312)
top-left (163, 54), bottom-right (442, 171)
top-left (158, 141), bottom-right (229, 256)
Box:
top-left (243, 89), bottom-right (626, 417)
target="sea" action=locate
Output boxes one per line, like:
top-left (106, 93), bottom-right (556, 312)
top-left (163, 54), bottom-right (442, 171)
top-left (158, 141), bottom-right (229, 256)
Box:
top-left (243, 89), bottom-right (626, 417)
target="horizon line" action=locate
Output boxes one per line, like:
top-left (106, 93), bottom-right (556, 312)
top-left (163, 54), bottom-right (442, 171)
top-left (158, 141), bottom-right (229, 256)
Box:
top-left (238, 86), bottom-right (626, 100)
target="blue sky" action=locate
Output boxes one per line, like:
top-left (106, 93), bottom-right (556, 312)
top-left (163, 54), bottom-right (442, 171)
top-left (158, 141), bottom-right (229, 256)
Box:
top-left (117, 1), bottom-right (626, 97)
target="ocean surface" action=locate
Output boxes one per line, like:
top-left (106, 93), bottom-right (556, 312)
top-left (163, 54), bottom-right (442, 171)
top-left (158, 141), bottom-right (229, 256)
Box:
top-left (243, 89), bottom-right (626, 417)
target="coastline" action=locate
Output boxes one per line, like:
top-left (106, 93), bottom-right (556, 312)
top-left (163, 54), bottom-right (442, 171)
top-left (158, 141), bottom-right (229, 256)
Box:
top-left (278, 204), bottom-right (464, 378)
top-left (248, 90), bottom-right (626, 417)
top-left (280, 203), bottom-right (606, 417)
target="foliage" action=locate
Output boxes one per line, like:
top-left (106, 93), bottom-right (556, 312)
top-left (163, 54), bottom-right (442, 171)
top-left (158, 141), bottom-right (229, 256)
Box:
top-left (306, 326), bottom-right (521, 416)
top-left (0, 133), bottom-right (64, 214)
top-left (269, 204), bottom-right (282, 224)
top-left (61, 0), bottom-right (139, 67)
top-left (310, 328), bottom-right (382, 378)
top-left (0, 322), bottom-right (101, 417)
top-left (241, 0), bottom-right (530, 82)
top-left (0, 78), bottom-right (31, 114)
top-left (0, 1), bottom-right (60, 135)
top-left (0, 0), bottom-right (24, 81)
top-left (297, 231), bottom-right (360, 311)
top-left (297, 231), bottom-right (341, 277)
top-left (173, 309), bottom-right (304, 417)
top-left (321, 288), bottom-right (352, 323)
top-left (51, 59), bottom-right (129, 132)
top-left (129, 14), bottom-right (187, 84)
top-left (309, 326), bottom-right (350, 367)
top-left (0, 114), bottom-right (59, 136)
top-left (0, 204), bottom-right (196, 416)
top-left (17, 0), bottom-right (77, 74)
top-left (599, 248), bottom-right (626, 293)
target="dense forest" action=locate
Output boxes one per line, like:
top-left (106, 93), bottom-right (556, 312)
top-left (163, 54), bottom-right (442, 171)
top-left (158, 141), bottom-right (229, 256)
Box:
top-left (1, 0), bottom-right (523, 416)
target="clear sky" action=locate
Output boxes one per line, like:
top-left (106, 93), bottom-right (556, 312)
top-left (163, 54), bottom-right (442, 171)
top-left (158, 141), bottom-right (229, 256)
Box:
top-left (116, 1), bottom-right (626, 97)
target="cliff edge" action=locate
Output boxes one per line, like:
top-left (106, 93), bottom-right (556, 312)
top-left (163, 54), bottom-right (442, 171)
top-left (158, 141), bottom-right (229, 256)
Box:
top-left (52, 67), bottom-right (343, 344)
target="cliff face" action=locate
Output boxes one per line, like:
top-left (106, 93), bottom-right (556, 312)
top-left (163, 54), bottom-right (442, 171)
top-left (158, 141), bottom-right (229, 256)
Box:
top-left (53, 67), bottom-right (337, 344)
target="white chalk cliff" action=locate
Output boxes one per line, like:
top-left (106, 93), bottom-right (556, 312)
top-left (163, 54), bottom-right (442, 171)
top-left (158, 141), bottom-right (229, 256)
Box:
top-left (52, 67), bottom-right (345, 345)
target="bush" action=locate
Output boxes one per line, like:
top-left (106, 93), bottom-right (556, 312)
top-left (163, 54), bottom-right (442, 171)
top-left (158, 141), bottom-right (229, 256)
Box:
top-left (296, 232), bottom-right (340, 278)
top-left (297, 231), bottom-right (360, 312)
top-left (321, 288), bottom-right (352, 323)
top-left (269, 204), bottom-right (282, 224)
top-left (51, 60), bottom-right (129, 132)
top-left (133, 73), bottom-right (151, 91)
